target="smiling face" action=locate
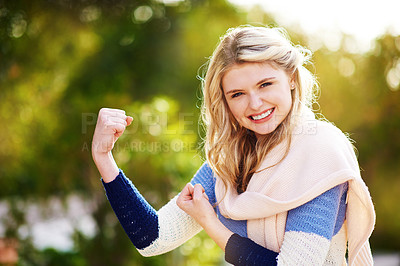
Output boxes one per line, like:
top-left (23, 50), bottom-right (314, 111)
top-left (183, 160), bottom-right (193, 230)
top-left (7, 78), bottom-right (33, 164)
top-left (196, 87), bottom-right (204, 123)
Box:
top-left (222, 62), bottom-right (294, 138)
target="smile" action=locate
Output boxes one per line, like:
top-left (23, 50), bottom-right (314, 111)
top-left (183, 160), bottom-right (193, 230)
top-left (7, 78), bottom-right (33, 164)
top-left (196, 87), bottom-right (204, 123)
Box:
top-left (249, 108), bottom-right (275, 121)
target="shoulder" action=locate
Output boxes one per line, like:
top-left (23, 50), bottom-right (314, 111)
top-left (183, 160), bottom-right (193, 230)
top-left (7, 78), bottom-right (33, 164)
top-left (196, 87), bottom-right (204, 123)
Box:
top-left (293, 119), bottom-right (355, 156)
top-left (287, 117), bottom-right (360, 176)
top-left (295, 118), bottom-right (349, 143)
top-left (315, 120), bottom-right (350, 142)
top-left (191, 162), bottom-right (214, 180)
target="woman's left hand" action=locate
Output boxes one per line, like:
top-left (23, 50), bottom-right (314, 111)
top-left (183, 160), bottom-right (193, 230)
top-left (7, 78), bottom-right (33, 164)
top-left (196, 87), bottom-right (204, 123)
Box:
top-left (177, 183), bottom-right (217, 228)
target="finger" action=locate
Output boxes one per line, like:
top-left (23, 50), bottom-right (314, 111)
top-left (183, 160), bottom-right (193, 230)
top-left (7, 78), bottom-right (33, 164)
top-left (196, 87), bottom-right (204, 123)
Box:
top-left (105, 112), bottom-right (128, 122)
top-left (100, 108), bottom-right (127, 118)
top-left (100, 108), bottom-right (126, 115)
top-left (194, 183), bottom-right (205, 193)
top-left (196, 184), bottom-right (209, 201)
top-left (108, 114), bottom-right (133, 128)
top-left (177, 185), bottom-right (189, 208)
top-left (126, 116), bottom-right (134, 126)
top-left (99, 112), bottom-right (127, 128)
top-left (99, 109), bottom-right (125, 122)
top-left (187, 183), bottom-right (194, 195)
top-left (107, 116), bottom-right (128, 126)
top-left (193, 184), bottom-right (204, 200)
top-left (180, 183), bottom-right (194, 199)
top-left (103, 115), bottom-right (131, 136)
top-left (104, 121), bottom-right (126, 137)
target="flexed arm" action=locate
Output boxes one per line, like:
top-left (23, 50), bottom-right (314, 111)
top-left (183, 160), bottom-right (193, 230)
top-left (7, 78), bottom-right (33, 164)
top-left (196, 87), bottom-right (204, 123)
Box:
top-left (92, 108), bottom-right (207, 256)
top-left (91, 108), bottom-right (133, 182)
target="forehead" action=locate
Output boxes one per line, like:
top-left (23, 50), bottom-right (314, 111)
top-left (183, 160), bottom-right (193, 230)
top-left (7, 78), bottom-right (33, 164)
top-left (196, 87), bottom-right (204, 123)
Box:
top-left (221, 62), bottom-right (287, 91)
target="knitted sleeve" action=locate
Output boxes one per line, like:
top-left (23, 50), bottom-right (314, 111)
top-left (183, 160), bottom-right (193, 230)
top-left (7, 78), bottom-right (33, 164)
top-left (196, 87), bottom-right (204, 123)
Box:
top-left (225, 183), bottom-right (348, 266)
top-left (102, 170), bottom-right (159, 250)
top-left (225, 233), bottom-right (279, 265)
top-left (277, 182), bottom-right (348, 265)
top-left (102, 164), bottom-right (216, 256)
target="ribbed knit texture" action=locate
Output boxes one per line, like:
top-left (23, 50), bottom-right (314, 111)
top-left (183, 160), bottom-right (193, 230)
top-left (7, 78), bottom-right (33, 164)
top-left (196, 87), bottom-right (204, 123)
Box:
top-left (325, 226), bottom-right (348, 265)
top-left (277, 183), bottom-right (348, 265)
top-left (225, 233), bottom-right (278, 265)
top-left (102, 170), bottom-right (158, 249)
top-left (139, 195), bottom-right (202, 256)
top-left (285, 183), bottom-right (348, 239)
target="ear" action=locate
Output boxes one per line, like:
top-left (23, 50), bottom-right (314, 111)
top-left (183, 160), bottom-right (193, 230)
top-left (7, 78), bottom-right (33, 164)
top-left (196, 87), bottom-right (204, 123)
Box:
top-left (289, 75), bottom-right (296, 90)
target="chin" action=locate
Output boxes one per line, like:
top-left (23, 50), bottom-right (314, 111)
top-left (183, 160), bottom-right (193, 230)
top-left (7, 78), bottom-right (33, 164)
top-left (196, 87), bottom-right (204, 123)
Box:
top-left (254, 126), bottom-right (276, 135)
top-left (252, 129), bottom-right (275, 137)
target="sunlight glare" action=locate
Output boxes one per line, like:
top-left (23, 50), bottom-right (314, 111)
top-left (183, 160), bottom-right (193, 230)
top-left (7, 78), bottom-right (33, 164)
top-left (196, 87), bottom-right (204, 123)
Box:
top-left (228, 0), bottom-right (400, 53)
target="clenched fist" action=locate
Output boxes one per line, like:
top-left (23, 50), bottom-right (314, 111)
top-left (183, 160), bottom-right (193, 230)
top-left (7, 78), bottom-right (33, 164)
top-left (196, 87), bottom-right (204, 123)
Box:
top-left (91, 108), bottom-right (133, 182)
top-left (92, 108), bottom-right (133, 155)
top-left (177, 183), bottom-right (215, 228)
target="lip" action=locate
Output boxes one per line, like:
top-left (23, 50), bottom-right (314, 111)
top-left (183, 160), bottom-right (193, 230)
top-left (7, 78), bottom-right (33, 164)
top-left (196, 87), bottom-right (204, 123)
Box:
top-left (248, 107), bottom-right (275, 124)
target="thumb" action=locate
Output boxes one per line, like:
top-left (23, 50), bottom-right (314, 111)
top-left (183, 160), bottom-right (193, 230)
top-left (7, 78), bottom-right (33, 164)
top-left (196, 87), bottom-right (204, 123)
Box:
top-left (177, 183), bottom-right (194, 209)
top-left (126, 116), bottom-right (134, 126)
top-left (180, 183), bottom-right (194, 199)
top-left (187, 183), bottom-right (194, 195)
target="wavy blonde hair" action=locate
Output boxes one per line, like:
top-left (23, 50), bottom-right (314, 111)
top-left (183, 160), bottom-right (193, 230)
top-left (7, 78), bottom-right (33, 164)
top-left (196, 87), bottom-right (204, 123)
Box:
top-left (201, 25), bottom-right (318, 193)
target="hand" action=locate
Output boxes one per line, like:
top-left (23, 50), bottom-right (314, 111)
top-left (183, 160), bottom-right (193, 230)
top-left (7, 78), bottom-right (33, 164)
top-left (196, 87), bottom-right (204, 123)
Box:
top-left (177, 183), bottom-right (217, 228)
top-left (92, 108), bottom-right (133, 157)
top-left (91, 108), bottom-right (133, 182)
top-left (177, 183), bottom-right (234, 251)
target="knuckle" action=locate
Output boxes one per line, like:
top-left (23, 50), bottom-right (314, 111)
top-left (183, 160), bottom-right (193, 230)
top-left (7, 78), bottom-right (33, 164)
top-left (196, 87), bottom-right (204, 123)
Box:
top-left (118, 123), bottom-right (126, 130)
top-left (99, 107), bottom-right (108, 114)
top-left (103, 121), bottom-right (112, 127)
top-left (196, 184), bottom-right (203, 189)
top-left (100, 114), bottom-right (108, 123)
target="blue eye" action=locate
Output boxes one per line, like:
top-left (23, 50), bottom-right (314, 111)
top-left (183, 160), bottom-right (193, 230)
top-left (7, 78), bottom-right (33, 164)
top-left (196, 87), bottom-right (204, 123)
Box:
top-left (232, 92), bottom-right (243, 98)
top-left (260, 82), bottom-right (272, 88)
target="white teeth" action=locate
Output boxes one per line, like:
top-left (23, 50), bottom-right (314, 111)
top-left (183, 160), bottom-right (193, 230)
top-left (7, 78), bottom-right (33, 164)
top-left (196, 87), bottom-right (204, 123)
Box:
top-left (251, 108), bottom-right (273, 120)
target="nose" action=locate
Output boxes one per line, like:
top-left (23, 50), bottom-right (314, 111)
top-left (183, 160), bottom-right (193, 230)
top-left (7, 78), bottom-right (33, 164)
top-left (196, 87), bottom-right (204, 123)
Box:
top-left (249, 92), bottom-right (263, 110)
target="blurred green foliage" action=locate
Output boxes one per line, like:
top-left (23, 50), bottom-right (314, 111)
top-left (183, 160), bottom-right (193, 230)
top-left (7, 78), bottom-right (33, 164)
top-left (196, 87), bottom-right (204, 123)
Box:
top-left (0, 0), bottom-right (399, 264)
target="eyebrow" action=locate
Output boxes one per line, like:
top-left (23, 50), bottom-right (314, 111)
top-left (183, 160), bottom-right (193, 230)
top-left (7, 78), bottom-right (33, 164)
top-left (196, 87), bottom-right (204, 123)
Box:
top-left (225, 77), bottom-right (276, 95)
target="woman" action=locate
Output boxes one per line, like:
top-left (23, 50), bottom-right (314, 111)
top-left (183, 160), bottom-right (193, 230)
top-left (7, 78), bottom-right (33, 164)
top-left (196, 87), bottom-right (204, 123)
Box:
top-left (92, 26), bottom-right (375, 265)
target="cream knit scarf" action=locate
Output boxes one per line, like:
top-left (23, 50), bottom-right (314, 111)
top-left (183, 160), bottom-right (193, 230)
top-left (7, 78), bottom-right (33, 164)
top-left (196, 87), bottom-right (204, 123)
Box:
top-left (215, 111), bottom-right (375, 265)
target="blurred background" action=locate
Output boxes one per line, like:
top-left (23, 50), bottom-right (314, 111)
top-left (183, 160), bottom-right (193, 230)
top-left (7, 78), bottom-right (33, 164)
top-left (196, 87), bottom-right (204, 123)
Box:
top-left (0, 0), bottom-right (399, 265)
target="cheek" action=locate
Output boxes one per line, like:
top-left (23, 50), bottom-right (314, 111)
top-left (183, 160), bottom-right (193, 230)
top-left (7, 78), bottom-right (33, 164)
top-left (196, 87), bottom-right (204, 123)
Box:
top-left (227, 101), bottom-right (244, 121)
top-left (286, 89), bottom-right (294, 107)
top-left (276, 88), bottom-right (292, 109)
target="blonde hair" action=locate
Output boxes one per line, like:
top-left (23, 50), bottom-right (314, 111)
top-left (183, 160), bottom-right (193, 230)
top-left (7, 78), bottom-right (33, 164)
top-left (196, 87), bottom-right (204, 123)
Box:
top-left (201, 25), bottom-right (318, 193)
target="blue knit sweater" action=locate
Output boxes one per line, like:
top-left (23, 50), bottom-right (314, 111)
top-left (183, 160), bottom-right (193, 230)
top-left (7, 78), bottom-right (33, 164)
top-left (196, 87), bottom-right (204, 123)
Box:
top-left (103, 163), bottom-right (347, 265)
